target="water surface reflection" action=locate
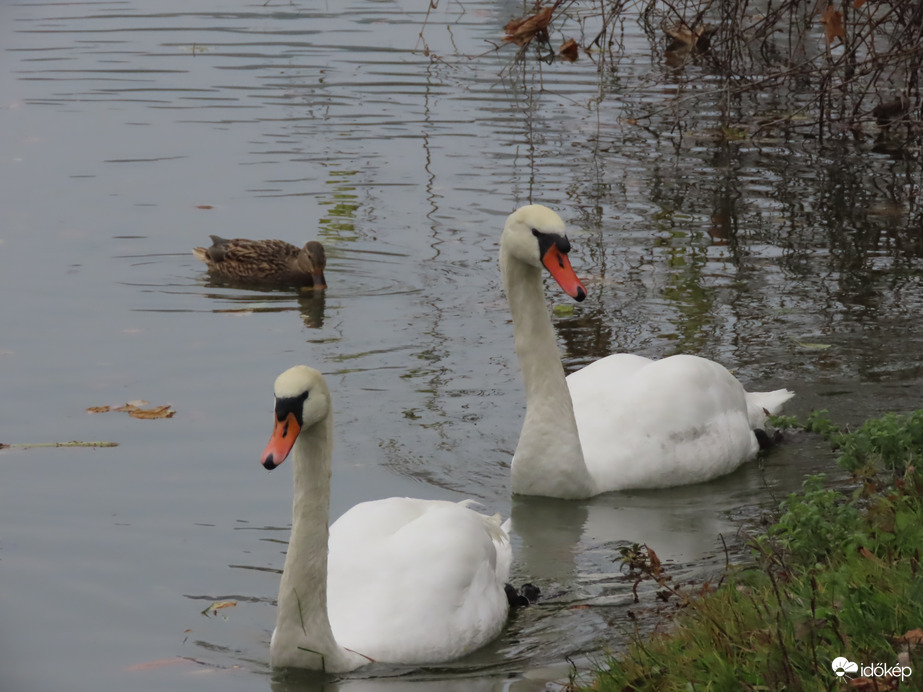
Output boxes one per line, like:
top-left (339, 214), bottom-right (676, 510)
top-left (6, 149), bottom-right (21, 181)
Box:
top-left (2, 1), bottom-right (922, 691)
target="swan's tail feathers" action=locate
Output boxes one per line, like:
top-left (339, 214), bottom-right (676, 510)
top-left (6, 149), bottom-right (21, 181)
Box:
top-left (457, 499), bottom-right (510, 543)
top-left (746, 388), bottom-right (795, 428)
top-left (482, 512), bottom-right (509, 545)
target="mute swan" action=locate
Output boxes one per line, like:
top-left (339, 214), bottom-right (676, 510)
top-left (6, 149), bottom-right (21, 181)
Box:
top-left (193, 236), bottom-right (326, 289)
top-left (261, 365), bottom-right (511, 671)
top-left (500, 204), bottom-right (794, 499)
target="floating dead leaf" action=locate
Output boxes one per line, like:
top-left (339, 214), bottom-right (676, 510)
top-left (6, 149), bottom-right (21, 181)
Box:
top-left (559, 38), bottom-right (579, 62)
top-left (97, 401), bottom-right (177, 419)
top-left (853, 0), bottom-right (866, 6)
top-left (127, 404), bottom-right (175, 420)
top-left (821, 5), bottom-right (845, 44)
top-left (196, 205), bottom-right (213, 210)
top-left (503, 6), bottom-right (553, 46)
top-left (201, 600), bottom-right (238, 617)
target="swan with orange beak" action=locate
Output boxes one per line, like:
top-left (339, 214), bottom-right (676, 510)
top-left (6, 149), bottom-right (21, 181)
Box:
top-left (500, 204), bottom-right (793, 499)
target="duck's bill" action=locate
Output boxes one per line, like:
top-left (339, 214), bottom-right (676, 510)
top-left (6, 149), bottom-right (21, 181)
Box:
top-left (311, 270), bottom-right (327, 290)
top-left (542, 245), bottom-right (587, 302)
top-left (261, 412), bottom-right (301, 470)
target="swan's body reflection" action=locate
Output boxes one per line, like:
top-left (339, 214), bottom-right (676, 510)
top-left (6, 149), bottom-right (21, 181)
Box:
top-left (510, 463), bottom-right (772, 597)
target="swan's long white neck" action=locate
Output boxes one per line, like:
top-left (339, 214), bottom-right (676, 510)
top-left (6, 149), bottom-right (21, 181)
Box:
top-left (500, 241), bottom-right (596, 499)
top-left (270, 412), bottom-right (363, 672)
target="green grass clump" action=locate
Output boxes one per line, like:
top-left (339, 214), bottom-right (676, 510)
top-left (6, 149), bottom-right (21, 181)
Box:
top-left (587, 411), bottom-right (923, 691)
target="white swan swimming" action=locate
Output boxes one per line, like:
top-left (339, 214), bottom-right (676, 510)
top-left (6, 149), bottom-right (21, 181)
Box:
top-left (261, 365), bottom-right (512, 671)
top-left (499, 204), bottom-right (794, 499)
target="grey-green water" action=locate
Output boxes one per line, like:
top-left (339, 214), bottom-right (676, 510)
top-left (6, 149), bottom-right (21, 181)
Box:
top-left (2, 1), bottom-right (922, 691)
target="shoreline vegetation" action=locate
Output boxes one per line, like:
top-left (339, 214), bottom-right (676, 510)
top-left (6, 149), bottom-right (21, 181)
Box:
top-left (583, 410), bottom-right (923, 691)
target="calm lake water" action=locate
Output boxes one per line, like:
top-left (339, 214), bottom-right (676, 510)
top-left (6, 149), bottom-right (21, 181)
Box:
top-left (3, 1), bottom-right (923, 691)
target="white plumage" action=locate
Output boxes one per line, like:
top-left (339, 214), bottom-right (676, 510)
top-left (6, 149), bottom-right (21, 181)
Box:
top-left (262, 366), bottom-right (511, 672)
top-left (500, 204), bottom-right (794, 499)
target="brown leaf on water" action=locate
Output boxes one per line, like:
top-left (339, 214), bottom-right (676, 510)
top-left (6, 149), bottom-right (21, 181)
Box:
top-left (201, 600), bottom-right (238, 617)
top-left (559, 38), bottom-right (579, 62)
top-left (127, 404), bottom-right (175, 420)
top-left (503, 6), bottom-right (553, 46)
top-left (821, 5), bottom-right (845, 44)
top-left (98, 401), bottom-right (177, 419)
top-left (196, 205), bottom-right (214, 210)
top-left (853, 0), bottom-right (866, 7)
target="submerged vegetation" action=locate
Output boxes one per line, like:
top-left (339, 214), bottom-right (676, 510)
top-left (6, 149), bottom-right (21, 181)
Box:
top-left (585, 409), bottom-right (923, 690)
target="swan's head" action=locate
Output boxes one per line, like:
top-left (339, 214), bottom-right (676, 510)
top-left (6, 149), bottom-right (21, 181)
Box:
top-left (501, 205), bottom-right (586, 301)
top-left (261, 365), bottom-right (331, 470)
top-left (297, 241), bottom-right (327, 289)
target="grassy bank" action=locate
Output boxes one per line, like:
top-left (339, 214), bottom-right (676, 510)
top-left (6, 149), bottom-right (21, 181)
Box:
top-left (587, 411), bottom-right (923, 691)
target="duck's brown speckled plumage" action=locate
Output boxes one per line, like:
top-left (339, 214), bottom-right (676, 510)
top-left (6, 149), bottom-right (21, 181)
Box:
top-left (193, 235), bottom-right (327, 289)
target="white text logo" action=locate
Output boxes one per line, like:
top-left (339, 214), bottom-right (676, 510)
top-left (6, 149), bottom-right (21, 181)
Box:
top-left (832, 657), bottom-right (912, 682)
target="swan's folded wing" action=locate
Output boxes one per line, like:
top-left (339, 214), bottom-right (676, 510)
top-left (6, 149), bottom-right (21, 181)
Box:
top-left (326, 498), bottom-right (509, 664)
top-left (568, 354), bottom-right (759, 490)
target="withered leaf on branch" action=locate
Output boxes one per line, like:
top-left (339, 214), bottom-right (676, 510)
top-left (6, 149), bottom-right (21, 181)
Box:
top-left (503, 6), bottom-right (553, 46)
top-left (559, 38), bottom-right (579, 62)
top-left (898, 628), bottom-right (923, 649)
top-left (665, 22), bottom-right (716, 52)
top-left (821, 5), bottom-right (846, 44)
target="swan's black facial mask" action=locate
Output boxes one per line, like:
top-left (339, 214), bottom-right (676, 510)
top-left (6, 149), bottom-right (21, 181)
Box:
top-left (261, 391), bottom-right (309, 470)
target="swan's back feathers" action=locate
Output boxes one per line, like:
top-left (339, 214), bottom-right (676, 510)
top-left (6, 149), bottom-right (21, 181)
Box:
top-left (326, 498), bottom-right (510, 664)
top-left (566, 354), bottom-right (790, 492)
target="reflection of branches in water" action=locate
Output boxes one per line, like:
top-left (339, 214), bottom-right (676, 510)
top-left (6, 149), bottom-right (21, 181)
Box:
top-left (497, 0), bottom-right (923, 140)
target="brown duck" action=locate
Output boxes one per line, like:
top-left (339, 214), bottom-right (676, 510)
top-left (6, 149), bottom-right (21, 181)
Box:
top-left (193, 236), bottom-right (327, 289)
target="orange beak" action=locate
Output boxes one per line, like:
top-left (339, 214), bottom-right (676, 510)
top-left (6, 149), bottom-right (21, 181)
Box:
top-left (542, 245), bottom-right (587, 301)
top-left (261, 412), bottom-right (301, 470)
